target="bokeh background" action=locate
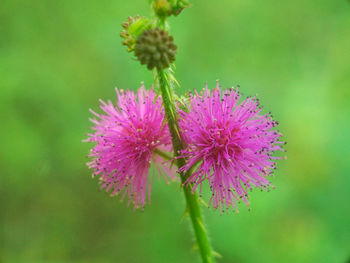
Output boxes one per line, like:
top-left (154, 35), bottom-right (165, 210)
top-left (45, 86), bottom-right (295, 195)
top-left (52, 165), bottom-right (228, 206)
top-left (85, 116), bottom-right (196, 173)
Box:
top-left (1, 0), bottom-right (350, 262)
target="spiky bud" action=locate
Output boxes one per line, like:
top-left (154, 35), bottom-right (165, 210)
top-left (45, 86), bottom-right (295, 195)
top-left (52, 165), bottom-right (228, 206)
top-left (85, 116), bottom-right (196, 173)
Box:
top-left (120, 16), bottom-right (152, 53)
top-left (135, 28), bottom-right (177, 70)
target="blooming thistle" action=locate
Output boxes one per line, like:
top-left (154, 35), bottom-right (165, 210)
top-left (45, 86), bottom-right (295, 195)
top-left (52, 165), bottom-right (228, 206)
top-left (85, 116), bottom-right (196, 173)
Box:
top-left (86, 86), bottom-right (174, 209)
top-left (178, 83), bottom-right (285, 212)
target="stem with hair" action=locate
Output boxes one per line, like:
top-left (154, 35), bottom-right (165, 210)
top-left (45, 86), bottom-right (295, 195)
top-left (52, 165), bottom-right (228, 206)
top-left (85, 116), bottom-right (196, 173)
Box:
top-left (157, 69), bottom-right (215, 263)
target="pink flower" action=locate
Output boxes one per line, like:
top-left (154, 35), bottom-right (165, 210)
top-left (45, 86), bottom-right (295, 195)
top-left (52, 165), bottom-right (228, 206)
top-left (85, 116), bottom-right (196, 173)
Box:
top-left (86, 86), bottom-right (173, 209)
top-left (178, 83), bottom-right (285, 212)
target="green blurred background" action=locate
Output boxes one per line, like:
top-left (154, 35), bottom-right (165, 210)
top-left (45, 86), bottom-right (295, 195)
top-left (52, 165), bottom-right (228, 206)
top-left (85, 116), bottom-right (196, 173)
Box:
top-left (1, 0), bottom-right (350, 262)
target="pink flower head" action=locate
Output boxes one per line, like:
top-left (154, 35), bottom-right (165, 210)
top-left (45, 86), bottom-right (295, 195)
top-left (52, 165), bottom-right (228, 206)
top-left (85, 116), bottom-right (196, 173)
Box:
top-left (86, 85), bottom-right (173, 209)
top-left (178, 83), bottom-right (285, 212)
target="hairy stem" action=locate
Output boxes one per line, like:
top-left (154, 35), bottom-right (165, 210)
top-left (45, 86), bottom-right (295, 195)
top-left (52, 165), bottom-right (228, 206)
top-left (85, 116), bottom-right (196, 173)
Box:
top-left (157, 69), bottom-right (214, 263)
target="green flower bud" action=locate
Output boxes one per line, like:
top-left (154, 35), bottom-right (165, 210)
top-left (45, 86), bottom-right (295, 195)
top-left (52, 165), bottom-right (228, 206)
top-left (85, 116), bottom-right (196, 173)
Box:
top-left (151, 0), bottom-right (191, 18)
top-left (135, 28), bottom-right (177, 70)
top-left (153, 0), bottom-right (172, 18)
top-left (120, 16), bottom-right (152, 53)
top-left (169, 0), bottom-right (191, 16)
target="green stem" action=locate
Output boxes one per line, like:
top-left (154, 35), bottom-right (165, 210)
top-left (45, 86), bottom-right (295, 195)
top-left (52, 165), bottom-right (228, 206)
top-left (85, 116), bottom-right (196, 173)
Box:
top-left (153, 148), bottom-right (173, 161)
top-left (157, 69), bottom-right (215, 263)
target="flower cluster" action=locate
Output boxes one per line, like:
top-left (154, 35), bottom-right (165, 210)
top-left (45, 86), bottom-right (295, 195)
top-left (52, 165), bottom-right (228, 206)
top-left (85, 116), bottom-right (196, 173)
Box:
top-left (86, 86), bottom-right (173, 209)
top-left (178, 83), bottom-right (285, 212)
top-left (86, 83), bottom-right (284, 211)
